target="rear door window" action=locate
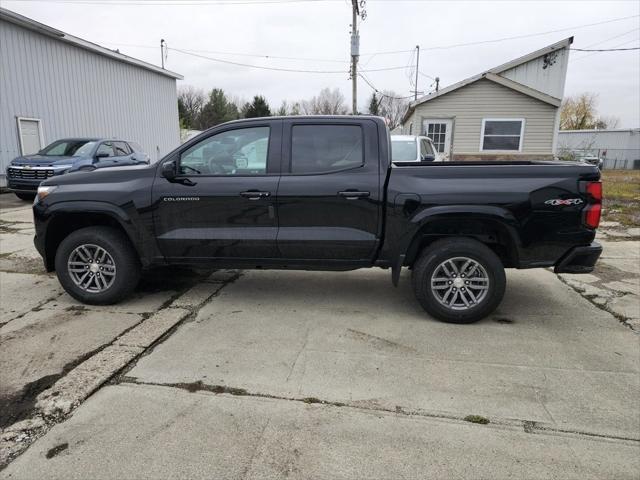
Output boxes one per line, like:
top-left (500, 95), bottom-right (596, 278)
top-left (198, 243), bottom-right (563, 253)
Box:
top-left (96, 142), bottom-right (115, 157)
top-left (113, 141), bottom-right (131, 156)
top-left (291, 125), bottom-right (363, 174)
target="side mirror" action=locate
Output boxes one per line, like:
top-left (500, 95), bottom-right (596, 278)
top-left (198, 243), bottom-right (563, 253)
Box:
top-left (96, 152), bottom-right (110, 159)
top-left (161, 160), bottom-right (177, 180)
top-left (421, 154), bottom-right (436, 162)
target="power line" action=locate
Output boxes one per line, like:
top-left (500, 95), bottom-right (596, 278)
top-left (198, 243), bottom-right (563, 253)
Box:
top-left (169, 46), bottom-right (409, 73)
top-left (580, 27), bottom-right (639, 50)
top-left (417, 14), bottom-right (639, 51)
top-left (570, 47), bottom-right (639, 52)
top-left (358, 73), bottom-right (414, 100)
top-left (572, 38), bottom-right (640, 62)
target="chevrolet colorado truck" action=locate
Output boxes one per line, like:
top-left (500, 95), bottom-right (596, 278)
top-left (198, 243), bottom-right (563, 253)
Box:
top-left (32, 116), bottom-right (603, 323)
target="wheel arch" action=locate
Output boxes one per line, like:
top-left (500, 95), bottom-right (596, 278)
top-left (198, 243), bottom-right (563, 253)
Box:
top-left (43, 203), bottom-right (150, 271)
top-left (402, 207), bottom-right (521, 268)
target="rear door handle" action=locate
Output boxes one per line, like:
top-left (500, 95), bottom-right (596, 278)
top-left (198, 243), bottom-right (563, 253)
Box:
top-left (240, 190), bottom-right (271, 200)
top-left (338, 191), bottom-right (370, 200)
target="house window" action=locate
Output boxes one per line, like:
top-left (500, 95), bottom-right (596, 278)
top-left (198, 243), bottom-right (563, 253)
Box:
top-left (480, 119), bottom-right (525, 151)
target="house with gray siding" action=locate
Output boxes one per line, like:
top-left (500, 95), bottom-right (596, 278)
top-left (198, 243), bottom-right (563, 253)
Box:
top-left (401, 38), bottom-right (572, 161)
top-left (0, 7), bottom-right (183, 187)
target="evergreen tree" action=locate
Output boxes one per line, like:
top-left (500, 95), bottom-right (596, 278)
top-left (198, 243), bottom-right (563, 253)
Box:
top-left (197, 88), bottom-right (240, 128)
top-left (243, 95), bottom-right (272, 118)
top-left (368, 93), bottom-right (380, 116)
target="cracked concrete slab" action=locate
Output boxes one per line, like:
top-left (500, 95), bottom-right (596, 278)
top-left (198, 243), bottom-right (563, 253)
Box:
top-left (0, 207), bottom-right (33, 225)
top-left (0, 307), bottom-right (142, 427)
top-left (0, 272), bottom-right (64, 324)
top-left (127, 268), bottom-right (640, 440)
top-left (35, 345), bottom-right (145, 418)
top-left (3, 383), bottom-right (638, 480)
top-left (0, 233), bottom-right (35, 255)
top-left (115, 308), bottom-right (190, 349)
top-left (40, 290), bottom-right (177, 315)
top-left (169, 282), bottom-right (226, 309)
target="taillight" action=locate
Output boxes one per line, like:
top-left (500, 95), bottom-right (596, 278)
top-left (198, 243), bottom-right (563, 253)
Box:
top-left (583, 181), bottom-right (602, 229)
top-left (586, 181), bottom-right (602, 202)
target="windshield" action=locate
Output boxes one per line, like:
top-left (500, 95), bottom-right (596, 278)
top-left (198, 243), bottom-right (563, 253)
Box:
top-left (40, 140), bottom-right (95, 157)
top-left (392, 140), bottom-right (418, 162)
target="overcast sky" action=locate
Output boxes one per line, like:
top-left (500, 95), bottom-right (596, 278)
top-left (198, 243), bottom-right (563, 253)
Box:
top-left (4, 0), bottom-right (640, 126)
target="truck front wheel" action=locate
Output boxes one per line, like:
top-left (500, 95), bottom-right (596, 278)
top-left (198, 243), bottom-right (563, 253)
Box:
top-left (54, 226), bottom-right (141, 305)
top-left (412, 238), bottom-right (506, 323)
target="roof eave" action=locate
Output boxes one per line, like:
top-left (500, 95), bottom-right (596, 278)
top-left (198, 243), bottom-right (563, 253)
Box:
top-left (0, 7), bottom-right (183, 80)
top-left (488, 36), bottom-right (573, 75)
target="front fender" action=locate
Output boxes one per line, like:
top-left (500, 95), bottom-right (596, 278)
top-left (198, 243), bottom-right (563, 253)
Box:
top-left (34, 200), bottom-right (160, 269)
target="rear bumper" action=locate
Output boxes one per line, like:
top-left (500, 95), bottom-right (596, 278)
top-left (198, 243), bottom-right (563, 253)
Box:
top-left (554, 242), bottom-right (602, 274)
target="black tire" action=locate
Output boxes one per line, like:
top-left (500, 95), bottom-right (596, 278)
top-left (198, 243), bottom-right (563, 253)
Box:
top-left (54, 226), bottom-right (141, 305)
top-left (411, 238), bottom-right (506, 324)
top-left (15, 192), bottom-right (35, 201)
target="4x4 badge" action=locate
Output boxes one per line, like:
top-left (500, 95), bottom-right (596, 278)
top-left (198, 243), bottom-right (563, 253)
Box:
top-left (545, 198), bottom-right (583, 206)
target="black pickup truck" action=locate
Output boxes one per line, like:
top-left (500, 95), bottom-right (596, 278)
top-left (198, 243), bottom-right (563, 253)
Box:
top-left (32, 116), bottom-right (602, 323)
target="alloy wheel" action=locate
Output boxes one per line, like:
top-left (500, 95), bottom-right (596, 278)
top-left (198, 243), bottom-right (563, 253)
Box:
top-left (430, 256), bottom-right (490, 310)
top-left (67, 244), bottom-right (117, 293)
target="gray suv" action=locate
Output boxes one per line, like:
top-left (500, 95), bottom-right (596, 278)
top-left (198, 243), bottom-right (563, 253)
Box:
top-left (7, 138), bottom-right (150, 200)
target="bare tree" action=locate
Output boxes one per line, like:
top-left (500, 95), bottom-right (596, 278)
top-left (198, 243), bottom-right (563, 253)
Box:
top-left (301, 88), bottom-right (348, 115)
top-left (560, 92), bottom-right (620, 130)
top-left (377, 91), bottom-right (409, 130)
top-left (177, 86), bottom-right (206, 129)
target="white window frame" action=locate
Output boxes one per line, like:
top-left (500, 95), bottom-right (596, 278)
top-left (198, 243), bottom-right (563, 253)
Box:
top-left (16, 117), bottom-right (45, 155)
top-left (479, 118), bottom-right (525, 152)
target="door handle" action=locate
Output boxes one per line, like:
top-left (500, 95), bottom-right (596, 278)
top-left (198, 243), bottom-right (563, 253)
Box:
top-left (240, 190), bottom-right (271, 200)
top-left (338, 191), bottom-right (370, 200)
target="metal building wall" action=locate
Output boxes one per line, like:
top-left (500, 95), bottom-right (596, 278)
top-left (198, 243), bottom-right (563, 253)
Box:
top-left (557, 129), bottom-right (640, 168)
top-left (0, 18), bottom-right (180, 186)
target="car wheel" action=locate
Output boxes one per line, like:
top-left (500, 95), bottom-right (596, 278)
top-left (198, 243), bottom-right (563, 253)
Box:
top-left (54, 226), bottom-right (141, 305)
top-left (15, 193), bottom-right (35, 201)
top-left (412, 238), bottom-right (506, 324)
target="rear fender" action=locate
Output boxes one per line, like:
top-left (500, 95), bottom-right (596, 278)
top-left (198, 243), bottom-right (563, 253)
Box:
top-left (401, 205), bottom-right (522, 267)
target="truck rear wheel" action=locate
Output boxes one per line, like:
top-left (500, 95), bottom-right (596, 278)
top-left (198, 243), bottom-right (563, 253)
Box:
top-left (412, 238), bottom-right (506, 323)
top-left (54, 226), bottom-right (141, 305)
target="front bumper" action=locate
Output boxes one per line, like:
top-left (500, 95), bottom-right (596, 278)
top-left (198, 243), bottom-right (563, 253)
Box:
top-left (554, 242), bottom-right (603, 274)
top-left (7, 180), bottom-right (40, 193)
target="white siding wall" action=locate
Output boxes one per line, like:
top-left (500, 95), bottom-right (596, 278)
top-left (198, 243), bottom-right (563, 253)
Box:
top-left (0, 19), bottom-right (180, 185)
top-left (500, 48), bottom-right (569, 99)
top-left (405, 79), bottom-right (557, 157)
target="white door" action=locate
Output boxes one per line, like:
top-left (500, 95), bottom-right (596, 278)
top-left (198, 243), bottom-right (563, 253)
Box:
top-left (422, 119), bottom-right (452, 161)
top-left (17, 118), bottom-right (43, 155)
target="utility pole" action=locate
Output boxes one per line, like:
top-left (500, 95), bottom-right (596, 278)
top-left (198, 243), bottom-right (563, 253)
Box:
top-left (414, 45), bottom-right (420, 101)
top-left (350, 0), bottom-right (360, 115)
top-left (160, 39), bottom-right (166, 69)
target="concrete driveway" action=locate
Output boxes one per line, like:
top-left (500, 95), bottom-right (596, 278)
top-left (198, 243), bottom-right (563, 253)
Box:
top-left (1, 193), bottom-right (639, 479)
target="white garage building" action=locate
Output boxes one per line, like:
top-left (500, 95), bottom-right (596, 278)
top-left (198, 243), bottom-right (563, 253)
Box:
top-left (0, 7), bottom-right (183, 187)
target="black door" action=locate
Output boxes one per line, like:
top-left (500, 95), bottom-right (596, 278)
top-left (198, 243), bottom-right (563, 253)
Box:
top-left (276, 119), bottom-right (382, 261)
top-left (152, 121), bottom-right (281, 260)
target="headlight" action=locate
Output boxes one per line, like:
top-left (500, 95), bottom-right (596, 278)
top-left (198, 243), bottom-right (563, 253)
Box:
top-left (36, 185), bottom-right (57, 202)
